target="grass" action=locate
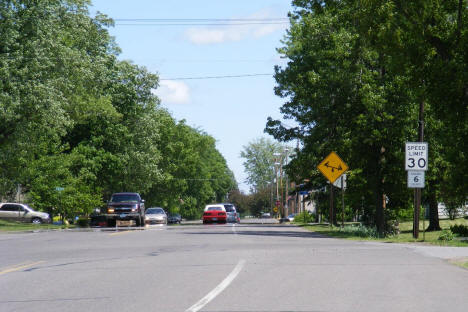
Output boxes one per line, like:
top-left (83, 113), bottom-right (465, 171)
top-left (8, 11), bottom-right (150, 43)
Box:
top-left (448, 258), bottom-right (468, 270)
top-left (298, 218), bottom-right (468, 247)
top-left (0, 219), bottom-right (73, 232)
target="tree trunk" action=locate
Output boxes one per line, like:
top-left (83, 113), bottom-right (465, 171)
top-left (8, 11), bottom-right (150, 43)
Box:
top-left (426, 190), bottom-right (441, 231)
top-left (375, 150), bottom-right (385, 236)
top-left (375, 174), bottom-right (384, 236)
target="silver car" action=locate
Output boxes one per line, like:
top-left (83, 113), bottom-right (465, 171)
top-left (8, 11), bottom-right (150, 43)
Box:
top-left (144, 207), bottom-right (167, 225)
top-left (0, 203), bottom-right (51, 224)
top-left (222, 203), bottom-right (240, 223)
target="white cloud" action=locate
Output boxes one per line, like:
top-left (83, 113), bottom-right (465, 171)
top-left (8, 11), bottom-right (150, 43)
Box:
top-left (154, 80), bottom-right (190, 105)
top-left (185, 9), bottom-right (287, 45)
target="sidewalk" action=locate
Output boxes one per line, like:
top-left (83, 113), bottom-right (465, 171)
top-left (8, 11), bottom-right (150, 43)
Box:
top-left (401, 243), bottom-right (468, 259)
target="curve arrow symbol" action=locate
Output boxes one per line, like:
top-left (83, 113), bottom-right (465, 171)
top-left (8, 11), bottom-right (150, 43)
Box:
top-left (324, 162), bottom-right (342, 172)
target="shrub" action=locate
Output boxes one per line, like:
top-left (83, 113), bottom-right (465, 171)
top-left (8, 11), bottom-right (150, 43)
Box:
top-left (438, 229), bottom-right (454, 241)
top-left (340, 224), bottom-right (378, 238)
top-left (450, 224), bottom-right (468, 237)
top-left (293, 211), bottom-right (315, 223)
top-left (77, 217), bottom-right (90, 227)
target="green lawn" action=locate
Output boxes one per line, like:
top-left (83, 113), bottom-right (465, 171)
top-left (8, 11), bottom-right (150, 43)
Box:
top-left (0, 219), bottom-right (72, 232)
top-left (298, 218), bottom-right (468, 247)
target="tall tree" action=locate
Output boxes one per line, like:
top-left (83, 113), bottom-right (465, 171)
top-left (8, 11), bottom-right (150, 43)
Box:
top-left (267, 0), bottom-right (467, 234)
top-left (240, 137), bottom-right (285, 192)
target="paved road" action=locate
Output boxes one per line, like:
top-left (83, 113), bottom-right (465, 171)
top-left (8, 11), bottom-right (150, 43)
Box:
top-left (1, 224), bottom-right (467, 312)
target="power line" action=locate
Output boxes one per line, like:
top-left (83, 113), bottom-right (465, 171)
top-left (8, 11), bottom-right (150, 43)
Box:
top-left (112, 17), bottom-right (289, 26)
top-left (113, 18), bottom-right (288, 21)
top-left (115, 22), bottom-right (287, 26)
top-left (160, 73), bottom-right (273, 81)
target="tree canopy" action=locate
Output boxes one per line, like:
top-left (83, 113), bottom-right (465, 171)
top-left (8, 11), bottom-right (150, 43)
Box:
top-left (266, 0), bottom-right (467, 234)
top-left (0, 0), bottom-right (236, 220)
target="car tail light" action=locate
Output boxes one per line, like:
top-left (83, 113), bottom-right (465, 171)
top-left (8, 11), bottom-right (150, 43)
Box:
top-left (108, 208), bottom-right (114, 213)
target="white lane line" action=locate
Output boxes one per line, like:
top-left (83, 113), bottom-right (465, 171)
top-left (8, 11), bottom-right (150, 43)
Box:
top-left (185, 259), bottom-right (246, 312)
top-left (231, 223), bottom-right (237, 235)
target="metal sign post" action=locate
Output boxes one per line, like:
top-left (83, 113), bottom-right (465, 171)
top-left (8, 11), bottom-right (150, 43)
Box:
top-left (341, 175), bottom-right (345, 228)
top-left (405, 142), bottom-right (428, 239)
top-left (318, 152), bottom-right (348, 227)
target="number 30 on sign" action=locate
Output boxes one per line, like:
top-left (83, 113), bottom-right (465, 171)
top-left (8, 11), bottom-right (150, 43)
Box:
top-left (405, 142), bottom-right (428, 171)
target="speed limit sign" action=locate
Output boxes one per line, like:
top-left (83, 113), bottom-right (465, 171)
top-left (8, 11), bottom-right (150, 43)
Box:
top-left (405, 142), bottom-right (428, 171)
top-left (408, 170), bottom-right (425, 188)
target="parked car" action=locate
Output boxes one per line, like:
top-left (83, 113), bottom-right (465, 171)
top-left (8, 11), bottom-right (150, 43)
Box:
top-left (222, 203), bottom-right (240, 223)
top-left (203, 204), bottom-right (227, 224)
top-left (144, 207), bottom-right (167, 225)
top-left (261, 212), bottom-right (271, 219)
top-left (279, 214), bottom-right (297, 224)
top-left (167, 213), bottom-right (182, 224)
top-left (0, 203), bottom-right (50, 224)
top-left (287, 213), bottom-right (297, 222)
top-left (105, 192), bottom-right (145, 227)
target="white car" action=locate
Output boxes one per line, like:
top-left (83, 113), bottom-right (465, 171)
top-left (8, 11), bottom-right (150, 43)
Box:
top-left (144, 207), bottom-right (167, 225)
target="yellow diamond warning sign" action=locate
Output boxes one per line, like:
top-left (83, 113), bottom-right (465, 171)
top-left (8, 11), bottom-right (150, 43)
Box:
top-left (317, 152), bottom-right (349, 183)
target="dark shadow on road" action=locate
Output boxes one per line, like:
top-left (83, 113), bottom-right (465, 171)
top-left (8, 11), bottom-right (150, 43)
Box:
top-left (182, 229), bottom-right (326, 239)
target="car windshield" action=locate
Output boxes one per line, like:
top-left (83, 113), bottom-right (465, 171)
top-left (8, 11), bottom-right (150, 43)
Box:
top-left (208, 207), bottom-right (222, 211)
top-left (146, 208), bottom-right (164, 214)
top-left (224, 204), bottom-right (235, 212)
top-left (110, 194), bottom-right (139, 203)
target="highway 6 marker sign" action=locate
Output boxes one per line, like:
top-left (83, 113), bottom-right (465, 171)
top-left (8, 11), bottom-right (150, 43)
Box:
top-left (407, 170), bottom-right (425, 188)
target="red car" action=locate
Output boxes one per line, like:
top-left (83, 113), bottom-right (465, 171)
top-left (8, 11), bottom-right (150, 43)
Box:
top-left (203, 205), bottom-right (227, 224)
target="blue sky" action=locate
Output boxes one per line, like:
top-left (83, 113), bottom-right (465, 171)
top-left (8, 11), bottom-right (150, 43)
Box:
top-left (90, 0), bottom-right (293, 192)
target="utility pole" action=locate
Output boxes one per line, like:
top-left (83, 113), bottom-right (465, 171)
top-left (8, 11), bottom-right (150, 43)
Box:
top-left (413, 100), bottom-right (424, 239)
top-left (274, 161), bottom-right (279, 217)
top-left (284, 148), bottom-right (289, 217)
top-left (279, 159), bottom-right (284, 218)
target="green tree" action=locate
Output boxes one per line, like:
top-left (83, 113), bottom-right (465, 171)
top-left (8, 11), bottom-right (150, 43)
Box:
top-left (146, 114), bottom-right (237, 219)
top-left (240, 137), bottom-right (284, 192)
top-left (0, 0), bottom-right (238, 219)
top-left (267, 0), bottom-right (416, 232)
top-left (268, 0), bottom-right (467, 234)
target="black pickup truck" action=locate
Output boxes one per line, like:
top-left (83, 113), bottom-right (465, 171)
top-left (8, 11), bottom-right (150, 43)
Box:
top-left (104, 192), bottom-right (145, 227)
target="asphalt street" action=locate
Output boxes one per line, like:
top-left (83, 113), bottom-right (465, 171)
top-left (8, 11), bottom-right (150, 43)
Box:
top-left (1, 223), bottom-right (467, 312)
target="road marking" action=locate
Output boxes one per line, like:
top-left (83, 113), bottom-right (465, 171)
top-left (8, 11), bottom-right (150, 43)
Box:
top-left (109, 230), bottom-right (134, 236)
top-left (0, 261), bottom-right (44, 276)
top-left (185, 259), bottom-right (246, 312)
top-left (231, 223), bottom-right (237, 235)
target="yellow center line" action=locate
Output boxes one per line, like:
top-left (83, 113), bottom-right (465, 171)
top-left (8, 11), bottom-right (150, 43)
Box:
top-left (109, 230), bottom-right (134, 236)
top-left (0, 261), bottom-right (44, 276)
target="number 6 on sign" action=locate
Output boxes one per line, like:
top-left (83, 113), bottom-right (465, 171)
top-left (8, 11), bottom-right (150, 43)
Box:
top-left (408, 171), bottom-right (425, 188)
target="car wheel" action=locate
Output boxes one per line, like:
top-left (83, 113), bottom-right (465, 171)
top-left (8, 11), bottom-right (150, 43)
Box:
top-left (32, 218), bottom-right (42, 224)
